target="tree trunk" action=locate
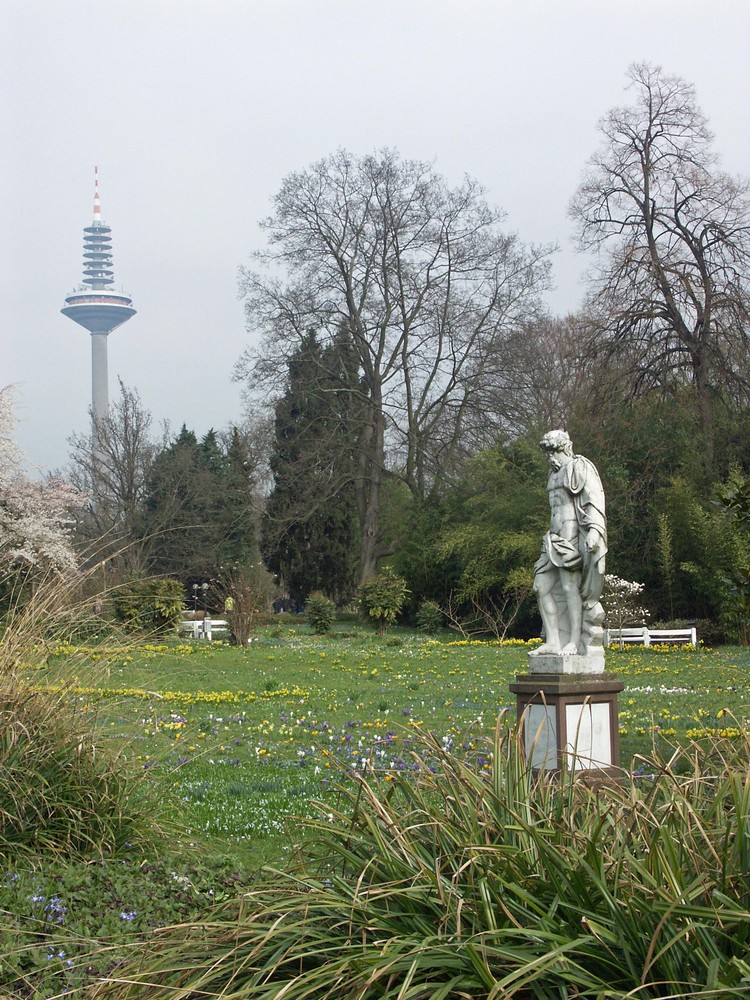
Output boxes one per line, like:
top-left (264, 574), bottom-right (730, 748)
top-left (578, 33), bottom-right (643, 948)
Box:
top-left (356, 398), bottom-right (385, 584)
top-left (692, 348), bottom-right (715, 472)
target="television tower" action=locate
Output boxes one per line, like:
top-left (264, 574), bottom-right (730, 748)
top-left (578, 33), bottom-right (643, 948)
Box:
top-left (61, 167), bottom-right (136, 435)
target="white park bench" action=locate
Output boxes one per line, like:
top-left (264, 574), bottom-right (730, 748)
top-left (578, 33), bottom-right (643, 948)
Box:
top-left (604, 625), bottom-right (697, 647)
top-left (178, 616), bottom-right (229, 641)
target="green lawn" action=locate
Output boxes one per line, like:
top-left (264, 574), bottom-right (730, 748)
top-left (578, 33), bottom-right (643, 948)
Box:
top-left (28, 626), bottom-right (750, 866)
top-left (4, 625), bottom-right (750, 997)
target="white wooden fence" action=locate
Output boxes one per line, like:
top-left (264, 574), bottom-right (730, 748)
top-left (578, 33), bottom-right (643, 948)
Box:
top-left (178, 617), bottom-right (229, 641)
top-left (604, 626), bottom-right (697, 647)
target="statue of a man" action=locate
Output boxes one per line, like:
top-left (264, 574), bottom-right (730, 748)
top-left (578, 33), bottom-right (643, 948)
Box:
top-left (530, 429), bottom-right (607, 656)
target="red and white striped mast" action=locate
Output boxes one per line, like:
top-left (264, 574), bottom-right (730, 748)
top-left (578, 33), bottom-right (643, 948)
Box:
top-left (61, 167), bottom-right (137, 452)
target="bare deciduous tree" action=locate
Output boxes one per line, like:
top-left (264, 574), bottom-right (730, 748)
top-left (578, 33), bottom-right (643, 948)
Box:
top-left (237, 149), bottom-right (552, 581)
top-left (571, 63), bottom-right (750, 466)
top-left (67, 380), bottom-right (165, 575)
top-left (442, 588), bottom-right (531, 642)
top-left (476, 312), bottom-right (604, 439)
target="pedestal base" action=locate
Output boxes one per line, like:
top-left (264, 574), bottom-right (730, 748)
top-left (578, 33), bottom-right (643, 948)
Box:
top-left (509, 673), bottom-right (624, 773)
top-left (527, 649), bottom-right (605, 674)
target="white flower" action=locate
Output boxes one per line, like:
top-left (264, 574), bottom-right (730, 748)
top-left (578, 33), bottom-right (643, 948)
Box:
top-left (0, 388), bottom-right (81, 574)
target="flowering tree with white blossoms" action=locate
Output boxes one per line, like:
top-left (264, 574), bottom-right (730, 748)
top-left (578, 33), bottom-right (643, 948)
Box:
top-left (0, 387), bottom-right (81, 576)
top-left (601, 574), bottom-right (651, 647)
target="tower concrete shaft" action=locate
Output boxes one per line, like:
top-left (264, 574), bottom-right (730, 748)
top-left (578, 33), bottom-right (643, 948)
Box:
top-left (61, 167), bottom-right (136, 433)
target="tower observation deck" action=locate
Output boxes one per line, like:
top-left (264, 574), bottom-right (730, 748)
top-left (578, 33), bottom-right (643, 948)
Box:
top-left (61, 167), bottom-right (136, 427)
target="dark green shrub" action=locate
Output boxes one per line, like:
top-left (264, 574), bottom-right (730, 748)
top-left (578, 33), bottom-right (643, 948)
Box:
top-left (358, 568), bottom-right (409, 634)
top-left (415, 598), bottom-right (443, 634)
top-left (652, 618), bottom-right (727, 647)
top-left (111, 578), bottom-right (184, 636)
top-left (305, 592), bottom-right (335, 634)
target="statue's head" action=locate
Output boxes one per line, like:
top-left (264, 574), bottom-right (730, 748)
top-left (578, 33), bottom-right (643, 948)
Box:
top-left (540, 429), bottom-right (573, 456)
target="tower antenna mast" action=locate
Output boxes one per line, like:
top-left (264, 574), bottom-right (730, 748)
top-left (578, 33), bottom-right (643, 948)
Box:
top-left (61, 167), bottom-right (136, 449)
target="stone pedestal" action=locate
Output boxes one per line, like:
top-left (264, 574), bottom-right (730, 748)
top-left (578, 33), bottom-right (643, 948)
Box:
top-left (527, 648), bottom-right (605, 675)
top-left (509, 667), bottom-right (624, 773)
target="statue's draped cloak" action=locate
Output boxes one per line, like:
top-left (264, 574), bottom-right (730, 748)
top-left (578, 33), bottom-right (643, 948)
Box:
top-left (535, 455), bottom-right (607, 606)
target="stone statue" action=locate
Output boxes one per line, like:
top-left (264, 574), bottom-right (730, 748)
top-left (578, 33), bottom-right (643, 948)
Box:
top-left (530, 430), bottom-right (607, 659)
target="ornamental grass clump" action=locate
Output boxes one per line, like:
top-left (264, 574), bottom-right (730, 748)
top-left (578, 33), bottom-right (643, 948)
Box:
top-left (0, 672), bottom-right (162, 860)
top-left (96, 718), bottom-right (750, 998)
top-left (0, 574), bottom-right (165, 862)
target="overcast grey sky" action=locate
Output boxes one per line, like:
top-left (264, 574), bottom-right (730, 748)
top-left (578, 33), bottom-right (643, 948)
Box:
top-left (2, 0), bottom-right (749, 473)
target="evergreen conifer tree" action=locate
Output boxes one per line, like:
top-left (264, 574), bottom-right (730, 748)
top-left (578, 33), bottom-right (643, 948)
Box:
top-left (139, 426), bottom-right (260, 586)
top-left (262, 329), bottom-right (360, 604)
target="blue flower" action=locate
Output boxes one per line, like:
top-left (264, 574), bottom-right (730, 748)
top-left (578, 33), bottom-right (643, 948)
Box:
top-left (44, 896), bottom-right (67, 923)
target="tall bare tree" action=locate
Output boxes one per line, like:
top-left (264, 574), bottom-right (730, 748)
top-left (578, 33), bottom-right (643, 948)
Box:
top-left (477, 313), bottom-right (604, 438)
top-left (67, 381), bottom-right (164, 576)
top-left (237, 149), bottom-right (551, 581)
top-left (570, 63), bottom-right (750, 466)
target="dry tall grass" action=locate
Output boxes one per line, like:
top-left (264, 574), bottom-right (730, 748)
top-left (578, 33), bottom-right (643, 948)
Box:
top-left (0, 570), bottom-right (164, 862)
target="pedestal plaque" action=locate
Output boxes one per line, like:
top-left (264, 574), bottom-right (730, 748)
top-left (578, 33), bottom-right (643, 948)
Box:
top-left (509, 671), bottom-right (624, 773)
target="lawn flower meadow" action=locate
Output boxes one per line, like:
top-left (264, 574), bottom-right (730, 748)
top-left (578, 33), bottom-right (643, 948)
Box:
top-left (26, 628), bottom-right (750, 853)
top-left (3, 626), bottom-right (750, 996)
